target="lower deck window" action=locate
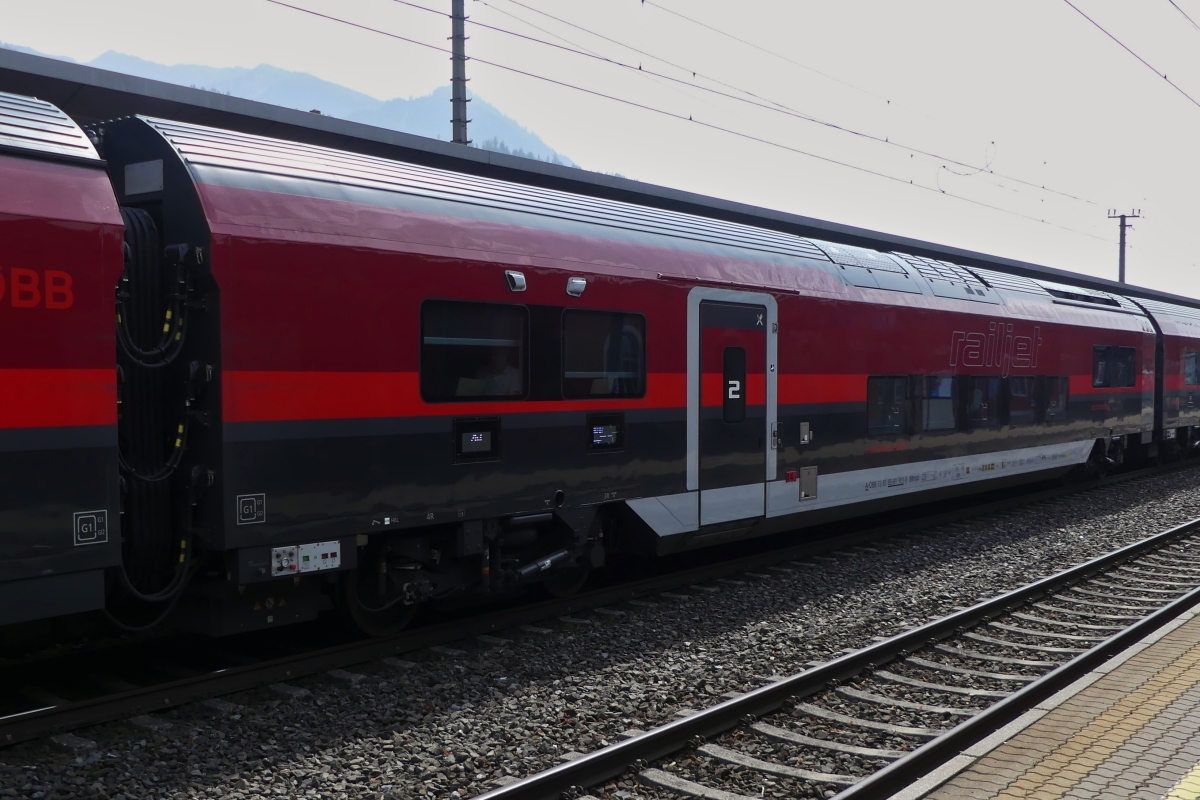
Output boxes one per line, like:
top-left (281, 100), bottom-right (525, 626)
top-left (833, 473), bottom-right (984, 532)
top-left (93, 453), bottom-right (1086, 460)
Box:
top-left (1045, 376), bottom-right (1070, 422)
top-left (921, 376), bottom-right (957, 431)
top-left (1008, 376), bottom-right (1038, 425)
top-left (967, 376), bottom-right (1002, 429)
top-left (421, 301), bottom-right (527, 401)
top-left (867, 376), bottom-right (908, 435)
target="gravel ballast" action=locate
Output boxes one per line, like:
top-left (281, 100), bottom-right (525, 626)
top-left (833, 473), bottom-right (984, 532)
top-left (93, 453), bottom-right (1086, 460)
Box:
top-left (5, 468), bottom-right (1200, 800)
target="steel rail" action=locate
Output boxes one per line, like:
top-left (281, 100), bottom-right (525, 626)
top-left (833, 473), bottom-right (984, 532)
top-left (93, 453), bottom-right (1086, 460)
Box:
top-left (0, 462), bottom-right (1185, 747)
top-left (839, 580), bottom-right (1200, 798)
top-left (473, 516), bottom-right (1200, 800)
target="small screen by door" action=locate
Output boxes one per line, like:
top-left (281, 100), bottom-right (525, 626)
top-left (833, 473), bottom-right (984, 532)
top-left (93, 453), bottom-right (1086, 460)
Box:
top-left (461, 431), bottom-right (492, 453)
top-left (454, 417), bottom-right (500, 462)
top-left (723, 346), bottom-right (746, 423)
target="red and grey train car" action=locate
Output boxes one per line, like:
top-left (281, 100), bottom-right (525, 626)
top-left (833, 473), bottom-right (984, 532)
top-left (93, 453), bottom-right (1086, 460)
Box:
top-left (0, 93), bottom-right (122, 626)
top-left (4, 90), bottom-right (1200, 634)
top-left (1131, 297), bottom-right (1200, 451)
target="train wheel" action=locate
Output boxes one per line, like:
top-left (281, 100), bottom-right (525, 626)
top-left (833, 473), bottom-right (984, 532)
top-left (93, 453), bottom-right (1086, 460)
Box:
top-left (1084, 441), bottom-right (1109, 479)
top-left (543, 564), bottom-right (590, 598)
top-left (341, 571), bottom-right (419, 637)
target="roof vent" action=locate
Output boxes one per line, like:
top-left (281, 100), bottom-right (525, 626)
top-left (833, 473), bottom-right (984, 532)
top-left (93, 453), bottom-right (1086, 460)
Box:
top-left (810, 241), bottom-right (921, 294)
top-left (1034, 280), bottom-right (1120, 307)
top-left (969, 267), bottom-right (1051, 297)
top-left (814, 242), bottom-right (906, 273)
top-left (891, 253), bottom-right (999, 304)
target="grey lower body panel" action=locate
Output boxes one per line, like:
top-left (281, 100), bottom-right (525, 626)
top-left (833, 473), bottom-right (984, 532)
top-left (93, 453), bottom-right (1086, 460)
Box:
top-left (627, 439), bottom-right (1094, 544)
top-left (0, 569), bottom-right (104, 626)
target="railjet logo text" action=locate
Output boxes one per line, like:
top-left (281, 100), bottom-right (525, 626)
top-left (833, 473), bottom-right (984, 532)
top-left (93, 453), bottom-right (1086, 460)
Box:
top-left (950, 323), bottom-right (1042, 377)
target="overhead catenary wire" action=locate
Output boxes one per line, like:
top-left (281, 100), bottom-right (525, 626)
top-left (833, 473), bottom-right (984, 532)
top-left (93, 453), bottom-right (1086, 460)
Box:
top-left (467, 0), bottom-right (730, 122)
top-left (1061, 0), bottom-right (1200, 111)
top-left (640, 0), bottom-right (895, 107)
top-left (388, 0), bottom-right (1100, 208)
top-left (1166, 0), bottom-right (1200, 31)
top-left (262, 0), bottom-right (1113, 243)
top-left (480, 0), bottom-right (1097, 205)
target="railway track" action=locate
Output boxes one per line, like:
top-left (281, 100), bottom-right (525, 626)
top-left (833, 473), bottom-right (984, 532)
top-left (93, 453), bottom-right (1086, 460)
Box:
top-left (472, 517), bottom-right (1200, 800)
top-left (0, 461), bottom-right (1192, 752)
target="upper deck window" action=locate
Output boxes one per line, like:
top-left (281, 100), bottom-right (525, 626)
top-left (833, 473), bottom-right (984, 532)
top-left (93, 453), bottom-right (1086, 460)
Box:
top-left (561, 310), bottom-right (646, 399)
top-left (1095, 345), bottom-right (1137, 388)
top-left (421, 301), bottom-right (527, 401)
top-left (1115, 347), bottom-right (1137, 388)
top-left (1186, 350), bottom-right (1200, 387)
top-left (1093, 346), bottom-right (1112, 388)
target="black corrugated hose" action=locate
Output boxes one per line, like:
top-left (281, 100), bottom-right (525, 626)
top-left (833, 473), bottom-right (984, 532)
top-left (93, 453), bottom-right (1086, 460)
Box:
top-left (108, 208), bottom-right (196, 627)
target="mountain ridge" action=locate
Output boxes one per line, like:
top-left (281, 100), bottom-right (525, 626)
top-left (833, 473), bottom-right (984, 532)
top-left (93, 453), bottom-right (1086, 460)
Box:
top-left (0, 43), bottom-right (575, 166)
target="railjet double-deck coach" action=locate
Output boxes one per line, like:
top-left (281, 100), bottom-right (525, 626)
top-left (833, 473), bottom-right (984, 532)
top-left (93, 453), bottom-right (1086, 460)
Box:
top-left (3, 89), bottom-right (1199, 636)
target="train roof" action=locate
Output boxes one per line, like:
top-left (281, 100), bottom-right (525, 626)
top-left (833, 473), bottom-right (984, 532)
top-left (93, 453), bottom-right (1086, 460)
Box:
top-left (1132, 297), bottom-right (1200, 338)
top-left (119, 116), bottom-right (1154, 325)
top-left (1, 46), bottom-right (1194, 311)
top-left (0, 89), bottom-right (100, 165)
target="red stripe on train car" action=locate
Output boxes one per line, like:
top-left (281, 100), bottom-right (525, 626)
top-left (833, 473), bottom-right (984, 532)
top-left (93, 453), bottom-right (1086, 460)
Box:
top-left (1163, 375), bottom-right (1199, 392)
top-left (700, 373), bottom-right (766, 407)
top-left (222, 371), bottom-right (689, 423)
top-left (0, 369), bottom-right (117, 428)
top-left (1068, 374), bottom-right (1146, 395)
top-left (779, 373), bottom-right (866, 405)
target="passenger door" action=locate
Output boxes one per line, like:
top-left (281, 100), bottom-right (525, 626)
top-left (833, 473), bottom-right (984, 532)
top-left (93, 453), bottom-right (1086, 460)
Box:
top-left (697, 300), bottom-right (769, 524)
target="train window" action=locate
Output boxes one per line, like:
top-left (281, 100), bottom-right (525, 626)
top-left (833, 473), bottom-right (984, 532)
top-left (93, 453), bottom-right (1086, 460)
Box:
top-left (1044, 376), bottom-right (1070, 422)
top-left (1186, 350), bottom-right (1200, 386)
top-left (920, 376), bottom-right (957, 431)
top-left (867, 376), bottom-right (908, 436)
top-left (1008, 376), bottom-right (1038, 425)
top-left (562, 310), bottom-right (646, 398)
top-left (420, 301), bottom-right (528, 401)
top-left (1115, 347), bottom-right (1137, 388)
top-left (967, 376), bottom-right (1002, 429)
top-left (1092, 346), bottom-right (1113, 388)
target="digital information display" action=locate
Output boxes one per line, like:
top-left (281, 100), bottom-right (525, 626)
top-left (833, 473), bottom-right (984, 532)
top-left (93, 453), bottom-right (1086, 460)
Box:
top-left (591, 424), bottom-right (619, 448)
top-left (587, 413), bottom-right (623, 451)
top-left (461, 430), bottom-right (493, 454)
top-left (454, 417), bottom-right (500, 462)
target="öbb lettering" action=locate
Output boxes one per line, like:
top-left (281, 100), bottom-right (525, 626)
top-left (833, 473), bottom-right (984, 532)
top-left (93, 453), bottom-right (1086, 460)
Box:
top-left (0, 268), bottom-right (74, 309)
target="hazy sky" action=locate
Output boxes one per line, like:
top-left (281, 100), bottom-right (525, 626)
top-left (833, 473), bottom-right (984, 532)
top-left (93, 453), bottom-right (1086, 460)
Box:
top-left (4, 0), bottom-right (1199, 295)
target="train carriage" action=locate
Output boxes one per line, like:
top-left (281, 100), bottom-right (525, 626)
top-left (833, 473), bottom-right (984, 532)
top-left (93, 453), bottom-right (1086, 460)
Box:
top-left (0, 89), bottom-right (1190, 636)
top-left (83, 114), bottom-right (1162, 634)
top-left (0, 92), bottom-right (122, 625)
top-left (1130, 298), bottom-right (1200, 455)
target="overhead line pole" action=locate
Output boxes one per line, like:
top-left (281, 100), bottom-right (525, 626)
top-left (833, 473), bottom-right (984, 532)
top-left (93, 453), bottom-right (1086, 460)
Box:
top-left (451, 0), bottom-right (470, 144)
top-left (1108, 209), bottom-right (1141, 283)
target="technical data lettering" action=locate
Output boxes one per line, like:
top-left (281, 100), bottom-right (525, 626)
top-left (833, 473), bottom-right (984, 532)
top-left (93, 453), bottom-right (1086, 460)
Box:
top-left (865, 465), bottom-right (971, 493)
top-left (861, 450), bottom-right (1075, 494)
top-left (863, 476), bottom-right (910, 492)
